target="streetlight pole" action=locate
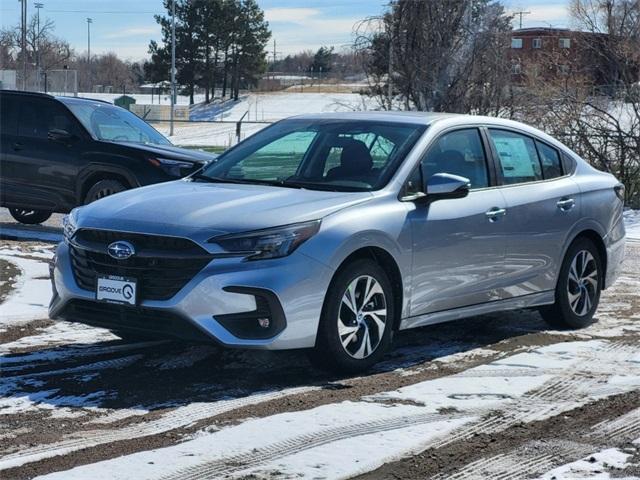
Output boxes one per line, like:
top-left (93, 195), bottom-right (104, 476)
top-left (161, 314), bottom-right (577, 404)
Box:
top-left (20, 0), bottom-right (27, 90)
top-left (87, 17), bottom-right (92, 92)
top-left (35, 2), bottom-right (43, 91)
top-left (170, 0), bottom-right (176, 136)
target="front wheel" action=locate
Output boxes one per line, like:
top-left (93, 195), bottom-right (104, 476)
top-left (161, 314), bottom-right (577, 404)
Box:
top-left (84, 179), bottom-right (127, 204)
top-left (539, 238), bottom-right (602, 329)
top-left (308, 259), bottom-right (395, 374)
top-left (8, 208), bottom-right (53, 225)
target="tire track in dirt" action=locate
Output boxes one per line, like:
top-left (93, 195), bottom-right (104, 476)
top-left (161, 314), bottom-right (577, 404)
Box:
top-left (158, 411), bottom-right (475, 480)
top-left (0, 386), bottom-right (317, 470)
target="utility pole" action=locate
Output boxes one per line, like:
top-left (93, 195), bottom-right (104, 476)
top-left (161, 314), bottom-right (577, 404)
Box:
top-left (35, 2), bottom-right (43, 91)
top-left (87, 18), bottom-right (92, 92)
top-left (513, 10), bottom-right (531, 29)
top-left (170, 0), bottom-right (176, 136)
top-left (20, 0), bottom-right (27, 90)
top-left (86, 18), bottom-right (92, 61)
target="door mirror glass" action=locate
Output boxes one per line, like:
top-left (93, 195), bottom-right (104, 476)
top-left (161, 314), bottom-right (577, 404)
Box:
top-left (48, 128), bottom-right (75, 143)
top-left (424, 172), bottom-right (470, 200)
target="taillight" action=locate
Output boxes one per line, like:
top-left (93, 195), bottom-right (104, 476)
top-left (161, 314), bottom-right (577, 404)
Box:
top-left (614, 184), bottom-right (625, 203)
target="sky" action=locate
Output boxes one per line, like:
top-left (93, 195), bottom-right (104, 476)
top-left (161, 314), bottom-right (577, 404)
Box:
top-left (0, 0), bottom-right (573, 61)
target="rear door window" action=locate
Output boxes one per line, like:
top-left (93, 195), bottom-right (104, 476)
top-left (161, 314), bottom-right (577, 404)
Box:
top-left (18, 98), bottom-right (77, 139)
top-left (0, 95), bottom-right (19, 136)
top-left (489, 129), bottom-right (543, 185)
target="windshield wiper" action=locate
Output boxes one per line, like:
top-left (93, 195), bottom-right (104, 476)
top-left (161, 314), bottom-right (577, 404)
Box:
top-left (191, 174), bottom-right (304, 189)
top-left (190, 174), bottom-right (253, 184)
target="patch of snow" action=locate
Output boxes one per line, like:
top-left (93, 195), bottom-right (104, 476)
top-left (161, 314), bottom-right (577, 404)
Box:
top-left (537, 448), bottom-right (632, 479)
top-left (624, 209), bottom-right (640, 241)
top-left (0, 254), bottom-right (52, 326)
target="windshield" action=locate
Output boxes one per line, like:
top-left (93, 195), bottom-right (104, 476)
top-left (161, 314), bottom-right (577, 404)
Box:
top-left (63, 100), bottom-right (172, 146)
top-left (200, 119), bottom-right (425, 192)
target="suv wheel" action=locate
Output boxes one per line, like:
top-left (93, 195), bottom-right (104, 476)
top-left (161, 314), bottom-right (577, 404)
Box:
top-left (309, 259), bottom-right (394, 373)
top-left (8, 208), bottom-right (52, 225)
top-left (85, 179), bottom-right (127, 204)
top-left (539, 238), bottom-right (602, 329)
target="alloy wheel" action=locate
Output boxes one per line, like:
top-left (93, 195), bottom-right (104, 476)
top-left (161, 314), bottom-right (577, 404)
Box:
top-left (338, 275), bottom-right (387, 359)
top-left (567, 250), bottom-right (599, 317)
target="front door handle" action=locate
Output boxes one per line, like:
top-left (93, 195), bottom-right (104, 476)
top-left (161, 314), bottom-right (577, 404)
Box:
top-left (12, 142), bottom-right (24, 151)
top-left (557, 198), bottom-right (575, 211)
top-left (485, 207), bottom-right (507, 222)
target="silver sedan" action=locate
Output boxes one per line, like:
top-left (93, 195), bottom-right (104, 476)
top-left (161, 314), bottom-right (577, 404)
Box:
top-left (50, 112), bottom-right (626, 372)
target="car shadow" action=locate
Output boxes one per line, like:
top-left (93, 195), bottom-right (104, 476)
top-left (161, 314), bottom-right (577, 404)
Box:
top-left (0, 307), bottom-right (561, 416)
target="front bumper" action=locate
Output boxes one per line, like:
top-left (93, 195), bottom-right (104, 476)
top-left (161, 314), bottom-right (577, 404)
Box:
top-left (49, 242), bottom-right (334, 349)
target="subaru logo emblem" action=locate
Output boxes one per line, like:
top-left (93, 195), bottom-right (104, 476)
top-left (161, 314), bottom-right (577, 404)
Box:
top-left (107, 241), bottom-right (135, 260)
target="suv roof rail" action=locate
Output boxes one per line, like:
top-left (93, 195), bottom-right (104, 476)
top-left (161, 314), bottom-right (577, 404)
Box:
top-left (0, 89), bottom-right (54, 99)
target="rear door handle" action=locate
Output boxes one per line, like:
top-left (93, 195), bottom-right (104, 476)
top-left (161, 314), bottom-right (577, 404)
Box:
top-left (557, 198), bottom-right (575, 211)
top-left (12, 142), bottom-right (24, 151)
top-left (485, 207), bottom-right (507, 222)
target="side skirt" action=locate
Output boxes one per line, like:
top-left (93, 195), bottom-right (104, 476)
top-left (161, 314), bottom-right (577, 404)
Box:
top-left (399, 290), bottom-right (555, 331)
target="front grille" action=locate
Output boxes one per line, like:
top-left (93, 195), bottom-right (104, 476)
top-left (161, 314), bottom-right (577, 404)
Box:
top-left (70, 229), bottom-right (212, 301)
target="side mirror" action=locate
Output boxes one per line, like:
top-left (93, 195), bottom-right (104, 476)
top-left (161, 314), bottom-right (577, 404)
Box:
top-left (48, 129), bottom-right (75, 143)
top-left (424, 172), bottom-right (471, 201)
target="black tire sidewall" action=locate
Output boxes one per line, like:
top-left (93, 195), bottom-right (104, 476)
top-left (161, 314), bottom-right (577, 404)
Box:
top-left (554, 238), bottom-right (603, 328)
top-left (312, 259), bottom-right (395, 373)
top-left (85, 180), bottom-right (127, 204)
top-left (9, 208), bottom-right (52, 225)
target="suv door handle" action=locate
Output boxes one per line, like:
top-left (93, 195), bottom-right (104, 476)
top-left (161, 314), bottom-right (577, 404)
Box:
top-left (557, 198), bottom-right (575, 211)
top-left (485, 207), bottom-right (507, 222)
top-left (12, 142), bottom-right (24, 151)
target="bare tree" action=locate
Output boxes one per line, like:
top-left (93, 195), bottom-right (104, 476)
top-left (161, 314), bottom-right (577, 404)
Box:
top-left (354, 0), bottom-right (513, 113)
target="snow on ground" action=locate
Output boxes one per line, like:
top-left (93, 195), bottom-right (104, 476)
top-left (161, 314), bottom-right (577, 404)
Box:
top-left (0, 253), bottom-right (52, 326)
top-left (625, 209), bottom-right (640, 241)
top-left (77, 92), bottom-right (207, 106)
top-left (537, 447), bottom-right (634, 479)
top-left (33, 339), bottom-right (640, 480)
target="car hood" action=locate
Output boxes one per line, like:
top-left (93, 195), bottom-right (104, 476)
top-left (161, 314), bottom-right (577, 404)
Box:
top-left (77, 180), bottom-right (373, 241)
top-left (113, 142), bottom-right (217, 163)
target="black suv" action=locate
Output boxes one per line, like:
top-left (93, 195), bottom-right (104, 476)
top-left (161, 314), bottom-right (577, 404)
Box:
top-left (0, 90), bottom-right (215, 224)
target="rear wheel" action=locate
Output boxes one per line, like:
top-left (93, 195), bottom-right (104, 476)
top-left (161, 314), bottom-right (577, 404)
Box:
top-left (308, 259), bottom-right (394, 373)
top-left (539, 238), bottom-right (602, 329)
top-left (8, 208), bottom-right (52, 225)
top-left (84, 179), bottom-right (127, 204)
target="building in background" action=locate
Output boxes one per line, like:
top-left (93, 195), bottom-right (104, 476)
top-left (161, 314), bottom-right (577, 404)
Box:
top-left (509, 28), bottom-right (607, 86)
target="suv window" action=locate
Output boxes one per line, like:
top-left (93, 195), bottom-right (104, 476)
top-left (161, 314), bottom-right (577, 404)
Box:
top-left (489, 129), bottom-right (542, 185)
top-left (422, 128), bottom-right (489, 189)
top-left (18, 98), bottom-right (77, 139)
top-left (0, 95), bottom-right (19, 135)
top-left (535, 140), bottom-right (563, 179)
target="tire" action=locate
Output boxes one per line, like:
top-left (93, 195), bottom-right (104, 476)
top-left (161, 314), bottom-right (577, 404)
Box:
top-left (539, 237), bottom-right (603, 329)
top-left (8, 208), bottom-right (52, 225)
top-left (84, 179), bottom-right (127, 204)
top-left (308, 259), bottom-right (395, 374)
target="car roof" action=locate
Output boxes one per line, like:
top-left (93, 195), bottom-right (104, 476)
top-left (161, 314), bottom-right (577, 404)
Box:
top-left (0, 89), bottom-right (112, 105)
top-left (287, 111), bottom-right (459, 125)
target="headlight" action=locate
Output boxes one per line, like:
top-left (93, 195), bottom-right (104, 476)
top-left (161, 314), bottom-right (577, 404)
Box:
top-left (210, 220), bottom-right (321, 260)
top-left (62, 208), bottom-right (79, 242)
top-left (148, 157), bottom-right (196, 177)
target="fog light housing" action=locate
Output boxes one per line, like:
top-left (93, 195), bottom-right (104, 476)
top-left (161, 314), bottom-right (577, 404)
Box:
top-left (214, 287), bottom-right (286, 340)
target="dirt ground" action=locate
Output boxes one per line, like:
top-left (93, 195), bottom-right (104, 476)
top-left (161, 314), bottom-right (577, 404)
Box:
top-left (0, 235), bottom-right (638, 480)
